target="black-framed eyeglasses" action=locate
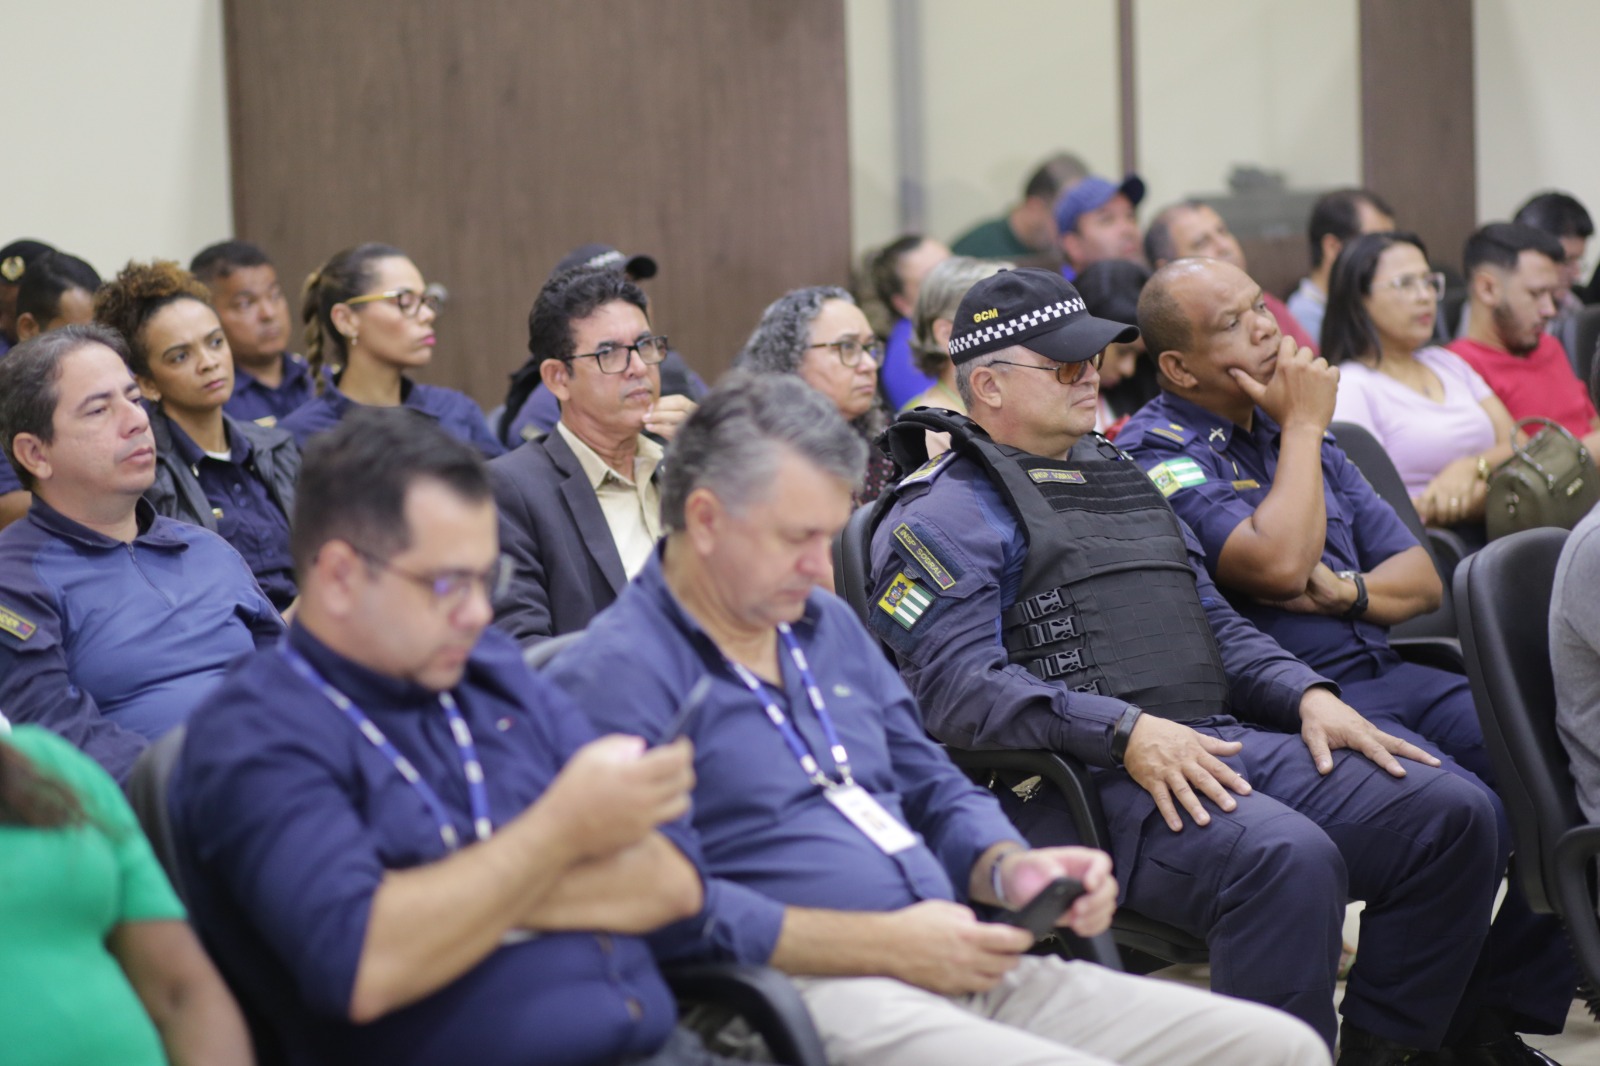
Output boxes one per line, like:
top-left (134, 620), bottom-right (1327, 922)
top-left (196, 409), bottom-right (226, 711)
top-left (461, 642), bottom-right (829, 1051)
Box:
top-left (351, 544), bottom-right (511, 608)
top-left (807, 336), bottom-right (883, 368)
top-left (566, 335), bottom-right (670, 374)
top-left (988, 350), bottom-right (1104, 385)
top-left (344, 282), bottom-right (447, 318)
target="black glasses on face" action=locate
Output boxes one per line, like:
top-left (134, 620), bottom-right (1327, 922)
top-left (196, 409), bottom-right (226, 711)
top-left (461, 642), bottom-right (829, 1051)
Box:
top-left (988, 350), bottom-right (1105, 385)
top-left (352, 545), bottom-right (511, 609)
top-left (344, 283), bottom-right (447, 318)
top-left (808, 336), bottom-right (884, 367)
top-left (566, 335), bottom-right (670, 374)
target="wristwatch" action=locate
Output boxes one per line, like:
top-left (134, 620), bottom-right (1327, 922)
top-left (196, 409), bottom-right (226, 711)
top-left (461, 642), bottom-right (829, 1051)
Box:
top-left (1336, 570), bottom-right (1369, 620)
top-left (1109, 704), bottom-right (1143, 767)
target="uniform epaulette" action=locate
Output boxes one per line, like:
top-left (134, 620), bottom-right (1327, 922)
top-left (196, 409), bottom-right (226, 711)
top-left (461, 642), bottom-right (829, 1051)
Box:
top-left (1140, 421), bottom-right (1195, 448)
top-left (898, 451), bottom-right (955, 487)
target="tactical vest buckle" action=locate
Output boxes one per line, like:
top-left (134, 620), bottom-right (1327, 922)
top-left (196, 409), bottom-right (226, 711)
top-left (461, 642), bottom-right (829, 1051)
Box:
top-left (1071, 680), bottom-right (1103, 695)
top-left (1034, 649), bottom-right (1087, 679)
top-left (1024, 615), bottom-right (1080, 648)
top-left (1021, 588), bottom-right (1064, 620)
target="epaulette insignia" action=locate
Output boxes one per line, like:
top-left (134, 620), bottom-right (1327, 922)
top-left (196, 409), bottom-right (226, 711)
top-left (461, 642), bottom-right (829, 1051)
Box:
top-left (0, 606), bottom-right (37, 642)
top-left (1148, 426), bottom-right (1188, 444)
top-left (892, 522), bottom-right (957, 590)
top-left (899, 452), bottom-right (954, 487)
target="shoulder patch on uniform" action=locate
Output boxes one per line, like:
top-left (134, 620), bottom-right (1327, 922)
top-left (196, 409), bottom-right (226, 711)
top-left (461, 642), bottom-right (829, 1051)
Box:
top-left (0, 605), bottom-right (37, 642)
top-left (1028, 468), bottom-right (1086, 484)
top-left (899, 451), bottom-right (954, 487)
top-left (1145, 457), bottom-right (1207, 498)
top-left (878, 573), bottom-right (934, 630)
top-left (1231, 479), bottom-right (1261, 491)
top-left (892, 522), bottom-right (957, 590)
top-left (1148, 425), bottom-right (1189, 445)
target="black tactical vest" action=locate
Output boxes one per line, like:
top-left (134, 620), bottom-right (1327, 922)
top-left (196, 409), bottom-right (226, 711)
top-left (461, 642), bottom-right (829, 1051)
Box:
top-left (881, 408), bottom-right (1228, 722)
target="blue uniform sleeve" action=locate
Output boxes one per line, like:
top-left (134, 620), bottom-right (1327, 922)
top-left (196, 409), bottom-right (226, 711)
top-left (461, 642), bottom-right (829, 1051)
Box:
top-left (1183, 521), bottom-right (1332, 731)
top-left (445, 392), bottom-right (507, 459)
top-left (871, 651), bottom-right (1023, 897)
top-left (545, 639), bottom-right (779, 966)
top-left (1325, 443), bottom-right (1419, 571)
top-left (0, 570), bottom-right (148, 782)
top-left (867, 471), bottom-right (1130, 767)
top-left (1124, 438), bottom-right (1255, 576)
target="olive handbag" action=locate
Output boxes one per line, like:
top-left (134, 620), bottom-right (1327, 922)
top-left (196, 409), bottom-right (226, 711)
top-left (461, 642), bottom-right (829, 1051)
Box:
top-left (1485, 417), bottom-right (1600, 540)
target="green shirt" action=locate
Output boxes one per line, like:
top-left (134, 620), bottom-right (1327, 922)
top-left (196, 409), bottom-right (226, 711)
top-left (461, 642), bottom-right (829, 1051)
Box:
top-left (0, 726), bottom-right (185, 1066)
top-left (950, 216), bottom-right (1033, 259)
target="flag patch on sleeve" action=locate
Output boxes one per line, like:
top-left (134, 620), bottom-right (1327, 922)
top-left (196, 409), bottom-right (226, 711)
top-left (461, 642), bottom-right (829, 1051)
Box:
top-left (1145, 458), bottom-right (1207, 497)
top-left (878, 573), bottom-right (934, 630)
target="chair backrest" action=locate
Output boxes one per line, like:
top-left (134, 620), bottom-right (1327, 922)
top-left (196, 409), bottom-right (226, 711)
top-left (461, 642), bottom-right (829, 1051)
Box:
top-left (520, 630), bottom-right (584, 672)
top-left (126, 725), bottom-right (190, 903)
top-left (1559, 303), bottom-right (1600, 388)
top-left (1452, 526), bottom-right (1578, 912)
top-left (1330, 421), bottom-right (1457, 640)
top-left (833, 504), bottom-right (877, 626)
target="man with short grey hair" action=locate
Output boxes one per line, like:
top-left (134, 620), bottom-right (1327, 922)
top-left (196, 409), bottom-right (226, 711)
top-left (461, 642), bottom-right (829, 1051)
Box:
top-left (548, 372), bottom-right (1327, 1066)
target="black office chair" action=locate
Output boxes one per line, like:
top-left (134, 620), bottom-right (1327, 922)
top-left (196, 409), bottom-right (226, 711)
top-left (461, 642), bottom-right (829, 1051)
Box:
top-left (1558, 304), bottom-right (1600, 386)
top-left (520, 637), bottom-right (831, 1065)
top-left (1331, 421), bottom-right (1466, 667)
top-left (1453, 527), bottom-right (1600, 1018)
top-left (833, 505), bottom-right (1203, 973)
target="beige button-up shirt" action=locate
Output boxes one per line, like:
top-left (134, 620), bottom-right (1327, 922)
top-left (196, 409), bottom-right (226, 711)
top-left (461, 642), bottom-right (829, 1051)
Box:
top-left (555, 422), bottom-right (663, 578)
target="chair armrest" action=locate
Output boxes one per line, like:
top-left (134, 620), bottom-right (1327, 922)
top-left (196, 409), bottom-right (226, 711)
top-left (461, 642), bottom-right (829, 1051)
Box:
top-left (944, 747), bottom-right (1111, 850)
top-left (1425, 528), bottom-right (1470, 580)
top-left (1391, 636), bottom-right (1465, 674)
top-left (1553, 825), bottom-right (1600, 998)
top-left (663, 962), bottom-right (828, 1066)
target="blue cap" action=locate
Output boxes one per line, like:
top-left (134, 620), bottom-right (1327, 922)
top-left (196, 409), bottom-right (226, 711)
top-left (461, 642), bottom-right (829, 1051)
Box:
top-left (1054, 175), bottom-right (1146, 234)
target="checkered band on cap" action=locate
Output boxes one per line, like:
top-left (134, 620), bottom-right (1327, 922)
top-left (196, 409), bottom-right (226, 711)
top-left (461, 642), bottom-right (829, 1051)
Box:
top-left (948, 297), bottom-right (1088, 357)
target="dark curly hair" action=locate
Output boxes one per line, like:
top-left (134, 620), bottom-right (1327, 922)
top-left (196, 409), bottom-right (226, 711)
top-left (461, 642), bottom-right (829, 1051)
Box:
top-left (92, 259), bottom-right (213, 378)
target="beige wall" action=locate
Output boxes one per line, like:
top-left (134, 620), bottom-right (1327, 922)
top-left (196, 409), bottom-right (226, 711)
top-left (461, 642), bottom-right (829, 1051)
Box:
top-left (1135, 0), bottom-right (1360, 207)
top-left (1474, 0), bottom-right (1600, 277)
top-left (847, 0), bottom-right (1119, 256)
top-left (2, 0), bottom-right (232, 278)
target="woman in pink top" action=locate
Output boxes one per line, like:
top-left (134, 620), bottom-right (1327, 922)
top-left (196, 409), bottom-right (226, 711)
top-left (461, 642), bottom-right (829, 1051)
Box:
top-left (1325, 232), bottom-right (1516, 528)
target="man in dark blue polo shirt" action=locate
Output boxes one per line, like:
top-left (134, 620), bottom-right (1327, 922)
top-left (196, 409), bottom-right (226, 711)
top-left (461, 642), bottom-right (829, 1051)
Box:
top-left (173, 409), bottom-right (730, 1066)
top-left (1118, 256), bottom-right (1574, 1063)
top-left (549, 374), bottom-right (1326, 1066)
top-left (192, 240), bottom-right (315, 427)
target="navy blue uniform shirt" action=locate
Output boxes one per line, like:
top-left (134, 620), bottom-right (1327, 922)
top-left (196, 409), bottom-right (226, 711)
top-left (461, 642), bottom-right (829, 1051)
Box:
top-left (0, 497), bottom-right (282, 781)
top-left (0, 457), bottom-right (21, 497)
top-left (166, 419), bottom-right (297, 609)
top-left (281, 376), bottom-right (505, 458)
top-left (868, 440), bottom-right (1331, 767)
top-left (1120, 393), bottom-right (1418, 683)
top-left (174, 623), bottom-right (685, 1066)
top-left (547, 549), bottom-right (1022, 968)
top-left (224, 352), bottom-right (315, 426)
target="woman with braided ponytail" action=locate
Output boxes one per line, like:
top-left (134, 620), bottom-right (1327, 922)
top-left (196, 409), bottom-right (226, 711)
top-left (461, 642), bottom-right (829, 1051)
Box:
top-left (280, 243), bottom-right (504, 457)
top-left (95, 259), bottom-right (301, 610)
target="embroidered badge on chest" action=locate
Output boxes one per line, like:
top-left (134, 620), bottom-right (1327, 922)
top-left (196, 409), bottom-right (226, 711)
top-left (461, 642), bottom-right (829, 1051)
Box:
top-left (878, 573), bottom-right (934, 630)
top-left (1028, 468), bottom-right (1086, 484)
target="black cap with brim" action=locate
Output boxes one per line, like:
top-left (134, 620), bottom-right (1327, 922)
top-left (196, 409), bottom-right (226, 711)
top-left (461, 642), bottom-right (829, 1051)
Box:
top-left (552, 243), bottom-right (658, 282)
top-left (948, 267), bottom-right (1138, 365)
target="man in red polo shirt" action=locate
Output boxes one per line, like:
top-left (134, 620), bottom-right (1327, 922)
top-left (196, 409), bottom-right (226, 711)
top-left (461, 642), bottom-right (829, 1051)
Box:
top-left (1448, 222), bottom-right (1600, 449)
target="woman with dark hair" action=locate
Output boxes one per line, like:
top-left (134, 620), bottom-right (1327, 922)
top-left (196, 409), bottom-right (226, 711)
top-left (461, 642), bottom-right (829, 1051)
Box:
top-left (95, 260), bottom-right (300, 611)
top-left (0, 719), bottom-right (252, 1065)
top-left (14, 250), bottom-right (101, 341)
top-left (737, 286), bottom-right (896, 503)
top-left (1325, 231), bottom-right (1516, 528)
top-left (281, 243), bottom-right (504, 457)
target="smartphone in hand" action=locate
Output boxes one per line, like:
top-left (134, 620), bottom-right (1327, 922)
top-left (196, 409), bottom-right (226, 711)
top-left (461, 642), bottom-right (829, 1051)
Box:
top-left (998, 876), bottom-right (1085, 939)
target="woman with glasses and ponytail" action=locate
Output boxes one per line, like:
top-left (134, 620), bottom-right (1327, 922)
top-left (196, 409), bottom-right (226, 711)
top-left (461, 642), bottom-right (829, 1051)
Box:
top-left (1325, 231), bottom-right (1517, 530)
top-left (280, 243), bottom-right (504, 458)
top-left (737, 286), bottom-right (896, 503)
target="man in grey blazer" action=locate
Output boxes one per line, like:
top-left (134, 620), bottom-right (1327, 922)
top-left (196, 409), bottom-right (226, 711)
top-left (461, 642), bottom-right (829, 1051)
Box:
top-left (490, 267), bottom-right (695, 643)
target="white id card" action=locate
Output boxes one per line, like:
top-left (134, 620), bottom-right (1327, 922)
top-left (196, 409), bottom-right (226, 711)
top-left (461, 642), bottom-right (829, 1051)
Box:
top-left (825, 784), bottom-right (918, 854)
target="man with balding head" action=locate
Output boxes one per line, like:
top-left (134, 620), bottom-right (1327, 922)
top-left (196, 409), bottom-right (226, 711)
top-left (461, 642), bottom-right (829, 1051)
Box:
top-left (1145, 201), bottom-right (1317, 351)
top-left (1118, 256), bottom-right (1576, 1065)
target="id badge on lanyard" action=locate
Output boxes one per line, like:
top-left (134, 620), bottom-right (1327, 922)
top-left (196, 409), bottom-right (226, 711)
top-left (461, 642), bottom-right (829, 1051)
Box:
top-left (727, 625), bottom-right (918, 855)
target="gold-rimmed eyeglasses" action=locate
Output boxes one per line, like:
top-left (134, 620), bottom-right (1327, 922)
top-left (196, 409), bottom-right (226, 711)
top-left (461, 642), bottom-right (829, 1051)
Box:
top-left (988, 350), bottom-right (1104, 385)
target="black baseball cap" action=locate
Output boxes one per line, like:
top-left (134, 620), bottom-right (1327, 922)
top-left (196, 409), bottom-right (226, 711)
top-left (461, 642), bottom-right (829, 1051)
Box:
top-left (948, 267), bottom-right (1138, 366)
top-left (552, 243), bottom-right (658, 281)
top-left (0, 239), bottom-right (54, 284)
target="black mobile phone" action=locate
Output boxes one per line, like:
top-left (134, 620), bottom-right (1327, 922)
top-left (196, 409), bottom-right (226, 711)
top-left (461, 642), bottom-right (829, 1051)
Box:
top-left (999, 876), bottom-right (1086, 939)
top-left (659, 676), bottom-right (713, 745)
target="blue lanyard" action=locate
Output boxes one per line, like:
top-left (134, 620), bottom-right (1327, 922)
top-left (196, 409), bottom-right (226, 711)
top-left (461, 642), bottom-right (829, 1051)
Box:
top-left (282, 647), bottom-right (493, 851)
top-left (725, 624), bottom-right (854, 789)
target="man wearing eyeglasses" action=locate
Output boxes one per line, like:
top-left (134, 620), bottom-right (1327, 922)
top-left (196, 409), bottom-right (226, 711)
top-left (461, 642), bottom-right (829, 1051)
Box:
top-left (0, 324), bottom-right (283, 782)
top-left (171, 408), bottom-right (733, 1066)
top-left (491, 266), bottom-right (687, 644)
top-left (1117, 256), bottom-right (1575, 1062)
top-left (863, 268), bottom-right (1519, 1061)
top-left (1448, 222), bottom-right (1600, 464)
